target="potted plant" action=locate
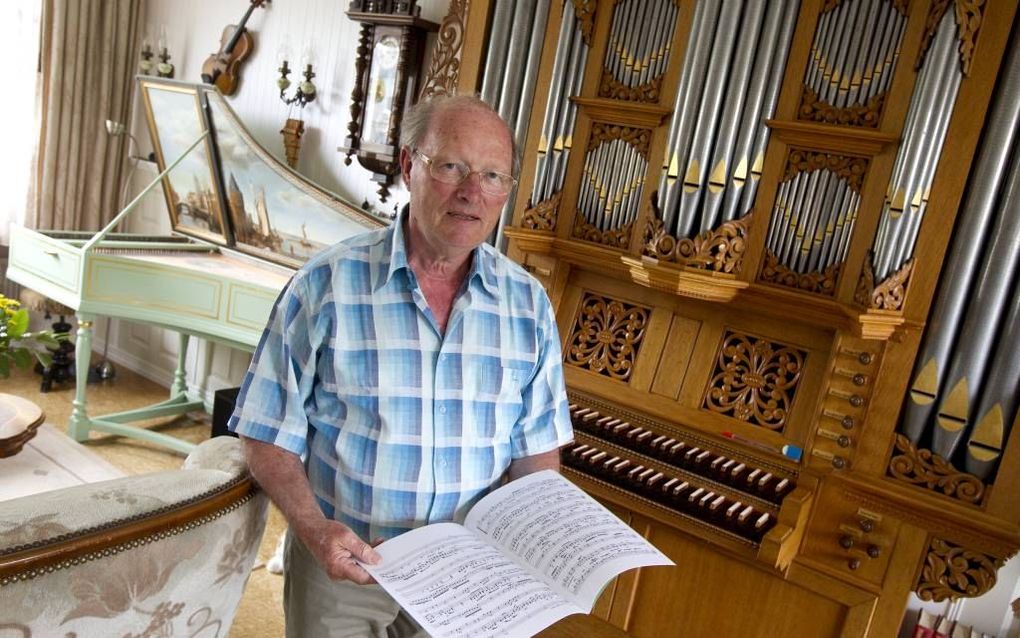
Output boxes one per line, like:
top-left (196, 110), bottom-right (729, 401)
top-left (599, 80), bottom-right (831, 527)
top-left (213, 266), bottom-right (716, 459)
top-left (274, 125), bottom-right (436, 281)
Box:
top-left (0, 293), bottom-right (68, 378)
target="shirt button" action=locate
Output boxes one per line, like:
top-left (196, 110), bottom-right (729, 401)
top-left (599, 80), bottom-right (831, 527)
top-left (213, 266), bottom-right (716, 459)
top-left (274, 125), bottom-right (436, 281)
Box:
top-left (439, 406), bottom-right (447, 414)
top-left (440, 460), bottom-right (448, 467)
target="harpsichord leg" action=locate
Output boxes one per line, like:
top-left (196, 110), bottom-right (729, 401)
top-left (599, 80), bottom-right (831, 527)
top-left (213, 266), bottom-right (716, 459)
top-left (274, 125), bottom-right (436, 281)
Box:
top-left (68, 313), bottom-right (94, 442)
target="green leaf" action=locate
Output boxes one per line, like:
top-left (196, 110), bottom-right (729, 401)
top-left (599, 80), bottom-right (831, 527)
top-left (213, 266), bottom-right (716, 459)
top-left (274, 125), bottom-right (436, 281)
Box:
top-left (0, 356), bottom-right (9, 377)
top-left (9, 309), bottom-right (29, 339)
top-left (33, 333), bottom-right (61, 348)
top-left (34, 351), bottom-right (54, 370)
top-left (12, 348), bottom-right (33, 370)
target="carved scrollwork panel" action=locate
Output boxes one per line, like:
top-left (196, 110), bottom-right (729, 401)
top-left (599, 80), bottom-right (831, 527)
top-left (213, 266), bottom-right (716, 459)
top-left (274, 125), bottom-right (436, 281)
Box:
top-left (573, 215), bottom-right (633, 249)
top-left (916, 537), bottom-right (1004, 601)
top-left (703, 331), bottom-right (806, 431)
top-left (572, 0), bottom-right (598, 46)
top-left (760, 250), bottom-right (841, 296)
top-left (888, 434), bottom-right (986, 504)
top-left (587, 123), bottom-right (651, 159)
top-left (598, 69), bottom-right (663, 103)
top-left (854, 251), bottom-right (913, 310)
top-left (798, 86), bottom-right (885, 128)
top-left (643, 212), bottom-right (750, 274)
top-left (917, 0), bottom-right (985, 76)
top-left (782, 150), bottom-right (869, 193)
top-left (419, 0), bottom-right (467, 100)
top-left (565, 293), bottom-right (650, 381)
top-left (522, 192), bottom-right (561, 231)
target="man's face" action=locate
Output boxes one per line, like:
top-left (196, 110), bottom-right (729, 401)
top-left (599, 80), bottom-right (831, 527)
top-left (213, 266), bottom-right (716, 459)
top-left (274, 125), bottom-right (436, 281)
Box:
top-left (400, 105), bottom-right (514, 256)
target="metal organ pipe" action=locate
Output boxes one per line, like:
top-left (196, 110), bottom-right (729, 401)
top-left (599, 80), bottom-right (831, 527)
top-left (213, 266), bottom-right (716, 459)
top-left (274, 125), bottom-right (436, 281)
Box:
top-left (872, 12), bottom-right (962, 281)
top-left (929, 150), bottom-right (1020, 461)
top-left (658, 0), bottom-right (798, 242)
top-left (897, 31), bottom-right (1020, 460)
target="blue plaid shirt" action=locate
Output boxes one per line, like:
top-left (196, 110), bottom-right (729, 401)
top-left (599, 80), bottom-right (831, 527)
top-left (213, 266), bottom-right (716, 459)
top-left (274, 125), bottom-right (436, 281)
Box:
top-left (229, 213), bottom-right (573, 540)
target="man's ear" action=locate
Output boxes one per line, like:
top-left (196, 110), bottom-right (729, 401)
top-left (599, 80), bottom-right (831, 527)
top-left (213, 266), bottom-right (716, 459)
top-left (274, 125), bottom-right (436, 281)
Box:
top-left (399, 146), bottom-right (413, 184)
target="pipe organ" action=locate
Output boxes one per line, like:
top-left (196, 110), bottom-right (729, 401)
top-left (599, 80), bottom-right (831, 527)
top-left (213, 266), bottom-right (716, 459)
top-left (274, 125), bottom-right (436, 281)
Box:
top-left (422, 0), bottom-right (1020, 635)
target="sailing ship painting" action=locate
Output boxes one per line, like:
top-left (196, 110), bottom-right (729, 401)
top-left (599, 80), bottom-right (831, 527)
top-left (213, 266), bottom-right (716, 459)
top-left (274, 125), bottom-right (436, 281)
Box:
top-left (206, 92), bottom-right (373, 267)
top-left (140, 81), bottom-right (230, 245)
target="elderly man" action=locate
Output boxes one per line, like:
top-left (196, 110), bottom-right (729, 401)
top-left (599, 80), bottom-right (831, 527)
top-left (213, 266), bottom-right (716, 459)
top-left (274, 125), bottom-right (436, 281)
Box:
top-left (229, 94), bottom-right (574, 637)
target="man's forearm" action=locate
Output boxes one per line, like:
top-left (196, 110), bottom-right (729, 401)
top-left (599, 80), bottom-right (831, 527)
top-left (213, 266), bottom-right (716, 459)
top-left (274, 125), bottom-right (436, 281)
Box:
top-left (240, 436), bottom-right (326, 538)
top-left (508, 447), bottom-right (561, 481)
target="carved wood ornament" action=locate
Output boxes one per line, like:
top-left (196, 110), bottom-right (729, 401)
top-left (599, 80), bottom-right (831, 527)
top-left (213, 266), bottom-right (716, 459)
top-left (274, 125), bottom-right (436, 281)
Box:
top-left (566, 293), bottom-right (650, 381)
top-left (587, 122), bottom-right (651, 158)
top-left (522, 191), bottom-right (561, 231)
top-left (704, 331), bottom-right (806, 431)
top-left (419, 0), bottom-right (467, 99)
top-left (760, 250), bottom-right (841, 296)
top-left (854, 251), bottom-right (914, 310)
top-left (643, 210), bottom-right (750, 274)
top-left (917, 0), bottom-right (985, 76)
top-left (783, 150), bottom-right (868, 193)
top-left (599, 69), bottom-right (663, 102)
top-left (916, 537), bottom-right (1004, 602)
top-left (573, 216), bottom-right (634, 248)
top-left (572, 0), bottom-right (598, 46)
top-left (888, 434), bottom-right (986, 504)
top-left (798, 86), bottom-right (885, 128)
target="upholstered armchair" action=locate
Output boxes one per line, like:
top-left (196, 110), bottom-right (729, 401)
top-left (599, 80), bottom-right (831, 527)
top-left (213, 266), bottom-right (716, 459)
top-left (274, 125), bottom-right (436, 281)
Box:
top-left (0, 436), bottom-right (268, 636)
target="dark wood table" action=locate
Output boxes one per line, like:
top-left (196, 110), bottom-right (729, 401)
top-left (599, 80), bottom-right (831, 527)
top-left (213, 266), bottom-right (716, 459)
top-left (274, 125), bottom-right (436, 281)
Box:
top-left (537, 614), bottom-right (630, 637)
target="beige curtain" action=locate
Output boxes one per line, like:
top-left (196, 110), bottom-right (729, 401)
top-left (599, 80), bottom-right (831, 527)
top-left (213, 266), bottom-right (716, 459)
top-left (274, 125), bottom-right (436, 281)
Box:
top-left (29, 0), bottom-right (142, 231)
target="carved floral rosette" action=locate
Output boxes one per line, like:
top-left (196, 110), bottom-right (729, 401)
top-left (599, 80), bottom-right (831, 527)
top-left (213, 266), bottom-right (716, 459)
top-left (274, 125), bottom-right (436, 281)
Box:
top-left (565, 293), bottom-right (650, 381)
top-left (854, 251), bottom-right (913, 310)
top-left (916, 537), bottom-right (1003, 602)
top-left (643, 212), bottom-right (750, 274)
top-left (798, 86), bottom-right (885, 128)
top-left (888, 434), bottom-right (986, 504)
top-left (760, 250), bottom-right (841, 296)
top-left (703, 331), bottom-right (806, 431)
top-left (522, 191), bottom-right (561, 231)
top-left (419, 0), bottom-right (467, 100)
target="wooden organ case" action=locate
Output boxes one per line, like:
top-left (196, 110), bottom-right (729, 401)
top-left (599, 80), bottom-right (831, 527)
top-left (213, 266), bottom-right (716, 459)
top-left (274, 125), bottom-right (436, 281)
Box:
top-left (423, 0), bottom-right (1020, 636)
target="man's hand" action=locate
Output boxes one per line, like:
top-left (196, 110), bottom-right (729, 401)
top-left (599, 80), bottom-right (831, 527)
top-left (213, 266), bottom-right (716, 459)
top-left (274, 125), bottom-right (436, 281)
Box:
top-left (296, 518), bottom-right (382, 584)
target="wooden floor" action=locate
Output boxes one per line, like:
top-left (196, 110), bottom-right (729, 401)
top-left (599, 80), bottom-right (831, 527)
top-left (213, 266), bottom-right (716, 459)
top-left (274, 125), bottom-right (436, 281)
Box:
top-left (4, 361), bottom-right (287, 638)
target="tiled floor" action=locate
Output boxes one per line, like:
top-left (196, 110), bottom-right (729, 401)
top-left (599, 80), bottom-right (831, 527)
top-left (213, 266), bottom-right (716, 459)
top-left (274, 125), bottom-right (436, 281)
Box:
top-left (4, 361), bottom-right (287, 637)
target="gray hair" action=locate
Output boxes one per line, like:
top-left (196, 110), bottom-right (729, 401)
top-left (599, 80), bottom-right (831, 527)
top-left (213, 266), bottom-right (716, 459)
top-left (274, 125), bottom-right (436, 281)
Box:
top-left (400, 94), bottom-right (521, 178)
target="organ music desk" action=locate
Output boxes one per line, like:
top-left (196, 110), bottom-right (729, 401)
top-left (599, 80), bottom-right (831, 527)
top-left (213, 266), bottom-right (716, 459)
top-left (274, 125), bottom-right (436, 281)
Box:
top-left (7, 80), bottom-right (384, 454)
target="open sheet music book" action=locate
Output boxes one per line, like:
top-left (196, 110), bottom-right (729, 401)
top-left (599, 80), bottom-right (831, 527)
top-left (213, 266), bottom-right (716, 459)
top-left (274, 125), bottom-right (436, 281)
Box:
top-left (362, 470), bottom-right (673, 638)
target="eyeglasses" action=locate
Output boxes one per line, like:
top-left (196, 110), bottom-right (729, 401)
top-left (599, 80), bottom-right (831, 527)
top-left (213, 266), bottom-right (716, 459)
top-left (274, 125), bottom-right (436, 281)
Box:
top-left (413, 149), bottom-right (517, 196)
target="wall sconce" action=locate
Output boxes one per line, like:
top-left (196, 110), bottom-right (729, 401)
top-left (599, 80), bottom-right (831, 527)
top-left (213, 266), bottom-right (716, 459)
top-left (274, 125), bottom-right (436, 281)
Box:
top-left (338, 0), bottom-right (437, 202)
top-left (139, 43), bottom-right (155, 75)
top-left (156, 26), bottom-right (175, 79)
top-left (277, 60), bottom-right (316, 107)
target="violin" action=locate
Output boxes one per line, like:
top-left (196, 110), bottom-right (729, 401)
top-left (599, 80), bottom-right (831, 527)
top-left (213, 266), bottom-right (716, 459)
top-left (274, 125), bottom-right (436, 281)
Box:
top-left (201, 0), bottom-right (268, 96)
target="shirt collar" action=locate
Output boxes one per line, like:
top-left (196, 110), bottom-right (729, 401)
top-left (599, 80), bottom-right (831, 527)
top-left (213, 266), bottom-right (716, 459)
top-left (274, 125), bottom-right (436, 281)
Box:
top-left (380, 206), bottom-right (499, 297)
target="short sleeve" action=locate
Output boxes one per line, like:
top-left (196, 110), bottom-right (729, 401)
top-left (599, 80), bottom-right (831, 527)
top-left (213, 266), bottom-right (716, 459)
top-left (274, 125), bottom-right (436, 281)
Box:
top-left (228, 271), bottom-right (322, 458)
top-left (510, 288), bottom-right (574, 459)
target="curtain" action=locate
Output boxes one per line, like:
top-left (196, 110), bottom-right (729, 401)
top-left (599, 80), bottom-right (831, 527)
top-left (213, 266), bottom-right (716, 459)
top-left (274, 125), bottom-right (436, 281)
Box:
top-left (28, 0), bottom-right (142, 231)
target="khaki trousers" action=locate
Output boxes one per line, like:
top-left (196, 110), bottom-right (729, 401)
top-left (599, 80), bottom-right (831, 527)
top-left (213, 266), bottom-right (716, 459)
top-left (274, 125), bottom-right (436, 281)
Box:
top-left (283, 532), bottom-right (428, 638)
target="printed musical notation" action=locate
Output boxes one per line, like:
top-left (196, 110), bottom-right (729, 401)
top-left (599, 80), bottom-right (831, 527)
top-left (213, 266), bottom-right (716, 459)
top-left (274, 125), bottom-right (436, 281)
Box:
top-left (363, 471), bottom-right (673, 638)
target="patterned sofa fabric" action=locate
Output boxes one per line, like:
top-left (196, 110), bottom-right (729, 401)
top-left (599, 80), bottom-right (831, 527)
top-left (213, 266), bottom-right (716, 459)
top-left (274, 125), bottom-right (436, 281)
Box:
top-left (0, 437), bottom-right (268, 637)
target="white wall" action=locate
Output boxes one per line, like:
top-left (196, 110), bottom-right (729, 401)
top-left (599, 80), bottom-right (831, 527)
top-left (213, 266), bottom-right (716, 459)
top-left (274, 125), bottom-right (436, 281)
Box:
top-left (106, 0), bottom-right (448, 403)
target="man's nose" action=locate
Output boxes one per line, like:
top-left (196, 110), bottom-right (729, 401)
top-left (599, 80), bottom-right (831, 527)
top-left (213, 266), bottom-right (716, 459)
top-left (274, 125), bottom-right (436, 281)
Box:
top-left (455, 171), bottom-right (485, 197)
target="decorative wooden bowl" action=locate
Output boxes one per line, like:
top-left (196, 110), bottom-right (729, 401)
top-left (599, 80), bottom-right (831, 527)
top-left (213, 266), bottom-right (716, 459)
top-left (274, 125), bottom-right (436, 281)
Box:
top-left (0, 393), bottom-right (45, 458)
